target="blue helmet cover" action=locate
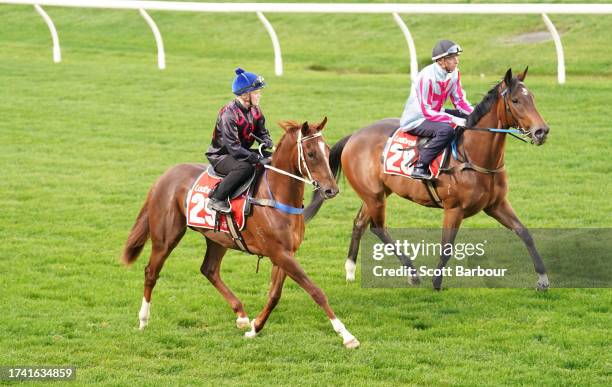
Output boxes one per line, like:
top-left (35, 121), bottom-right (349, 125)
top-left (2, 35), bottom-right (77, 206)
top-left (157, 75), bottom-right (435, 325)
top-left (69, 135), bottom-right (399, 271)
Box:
top-left (232, 68), bottom-right (266, 95)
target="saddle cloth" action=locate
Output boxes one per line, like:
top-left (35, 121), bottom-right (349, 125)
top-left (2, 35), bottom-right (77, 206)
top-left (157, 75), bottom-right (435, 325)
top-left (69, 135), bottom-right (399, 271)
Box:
top-left (382, 128), bottom-right (447, 179)
top-left (185, 170), bottom-right (248, 232)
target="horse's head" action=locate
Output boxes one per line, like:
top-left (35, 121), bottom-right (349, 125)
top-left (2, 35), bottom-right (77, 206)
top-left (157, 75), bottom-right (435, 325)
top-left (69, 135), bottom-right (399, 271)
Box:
top-left (277, 117), bottom-right (339, 199)
top-left (500, 67), bottom-right (549, 145)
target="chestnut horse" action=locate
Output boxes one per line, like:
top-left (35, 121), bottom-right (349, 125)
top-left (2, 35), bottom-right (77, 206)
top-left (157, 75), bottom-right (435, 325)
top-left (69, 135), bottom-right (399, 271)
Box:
top-left (122, 119), bottom-right (360, 348)
top-left (305, 68), bottom-right (551, 291)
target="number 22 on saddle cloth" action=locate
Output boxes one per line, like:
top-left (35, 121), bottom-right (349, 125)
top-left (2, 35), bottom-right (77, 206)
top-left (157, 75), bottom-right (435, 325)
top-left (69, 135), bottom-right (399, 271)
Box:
top-left (383, 129), bottom-right (447, 178)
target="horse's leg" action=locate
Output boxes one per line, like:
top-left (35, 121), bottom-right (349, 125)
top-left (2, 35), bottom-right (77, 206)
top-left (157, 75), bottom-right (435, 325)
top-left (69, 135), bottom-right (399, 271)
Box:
top-left (432, 207), bottom-right (464, 290)
top-left (366, 197), bottom-right (421, 285)
top-left (139, 210), bottom-right (186, 330)
top-left (244, 264), bottom-right (286, 338)
top-left (200, 237), bottom-right (249, 328)
top-left (247, 252), bottom-right (359, 349)
top-left (345, 204), bottom-right (371, 282)
top-left (485, 199), bottom-right (549, 291)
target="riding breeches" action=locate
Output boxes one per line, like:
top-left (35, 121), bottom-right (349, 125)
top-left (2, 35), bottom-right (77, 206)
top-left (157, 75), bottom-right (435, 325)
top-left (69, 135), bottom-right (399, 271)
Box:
top-left (408, 121), bottom-right (454, 165)
top-left (210, 156), bottom-right (254, 200)
top-left (408, 108), bottom-right (468, 165)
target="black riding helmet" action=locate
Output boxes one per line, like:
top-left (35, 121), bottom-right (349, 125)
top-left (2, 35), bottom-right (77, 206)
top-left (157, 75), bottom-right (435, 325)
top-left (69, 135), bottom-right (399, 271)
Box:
top-left (432, 40), bottom-right (463, 61)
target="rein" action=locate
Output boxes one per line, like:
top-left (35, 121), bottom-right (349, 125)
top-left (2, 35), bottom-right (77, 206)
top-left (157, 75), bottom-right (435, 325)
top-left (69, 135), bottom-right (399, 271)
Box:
top-left (262, 132), bottom-right (322, 189)
top-left (445, 87), bottom-right (533, 175)
top-left (250, 131), bottom-right (324, 215)
top-left (463, 127), bottom-right (530, 143)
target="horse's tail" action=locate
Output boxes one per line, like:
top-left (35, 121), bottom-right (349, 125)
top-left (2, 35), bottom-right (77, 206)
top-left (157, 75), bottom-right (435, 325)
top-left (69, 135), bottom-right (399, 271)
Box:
top-left (304, 134), bottom-right (352, 222)
top-left (121, 191), bottom-right (151, 266)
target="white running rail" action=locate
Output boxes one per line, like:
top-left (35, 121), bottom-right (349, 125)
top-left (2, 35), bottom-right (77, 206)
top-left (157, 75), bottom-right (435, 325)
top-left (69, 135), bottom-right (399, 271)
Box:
top-left (138, 8), bottom-right (165, 70)
top-left (3, 1), bottom-right (612, 83)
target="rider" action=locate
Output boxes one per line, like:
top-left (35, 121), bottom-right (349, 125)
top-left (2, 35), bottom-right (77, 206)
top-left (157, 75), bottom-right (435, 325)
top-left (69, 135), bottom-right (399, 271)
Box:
top-left (399, 40), bottom-right (474, 180)
top-left (206, 67), bottom-right (274, 213)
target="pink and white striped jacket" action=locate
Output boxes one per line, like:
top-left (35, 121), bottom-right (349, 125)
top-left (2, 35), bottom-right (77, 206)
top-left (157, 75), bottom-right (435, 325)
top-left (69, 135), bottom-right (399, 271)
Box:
top-left (400, 62), bottom-right (473, 130)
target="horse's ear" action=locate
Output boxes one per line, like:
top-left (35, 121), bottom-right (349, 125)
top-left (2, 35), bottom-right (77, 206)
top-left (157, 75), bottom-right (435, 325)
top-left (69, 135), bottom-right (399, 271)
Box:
top-left (317, 116), bottom-right (328, 131)
top-left (504, 68), bottom-right (513, 87)
top-left (517, 66), bottom-right (529, 81)
top-left (301, 121), bottom-right (310, 136)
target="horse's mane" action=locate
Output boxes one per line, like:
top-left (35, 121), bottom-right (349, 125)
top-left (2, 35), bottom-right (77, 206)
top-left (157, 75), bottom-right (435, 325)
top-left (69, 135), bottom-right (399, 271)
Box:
top-left (466, 82), bottom-right (501, 127)
top-left (466, 77), bottom-right (516, 127)
top-left (277, 120), bottom-right (300, 132)
top-left (274, 120), bottom-right (301, 151)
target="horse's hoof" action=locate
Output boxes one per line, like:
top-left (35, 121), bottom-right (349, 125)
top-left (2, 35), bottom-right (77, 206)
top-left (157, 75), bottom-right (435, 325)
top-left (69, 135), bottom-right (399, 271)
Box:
top-left (537, 274), bottom-right (550, 291)
top-left (344, 337), bottom-right (360, 349)
top-left (138, 321), bottom-right (147, 330)
top-left (409, 274), bottom-right (421, 286)
top-left (236, 316), bottom-right (250, 329)
top-left (244, 319), bottom-right (259, 339)
top-left (432, 276), bottom-right (443, 290)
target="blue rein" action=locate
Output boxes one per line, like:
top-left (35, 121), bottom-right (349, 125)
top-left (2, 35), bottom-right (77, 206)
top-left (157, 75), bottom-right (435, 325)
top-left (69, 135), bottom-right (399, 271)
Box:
top-left (452, 127), bottom-right (529, 159)
top-left (487, 128), bottom-right (524, 134)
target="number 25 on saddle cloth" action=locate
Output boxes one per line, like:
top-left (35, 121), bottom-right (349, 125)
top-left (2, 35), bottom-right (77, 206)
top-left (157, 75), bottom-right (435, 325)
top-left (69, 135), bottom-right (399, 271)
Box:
top-left (382, 128), bottom-right (447, 179)
top-left (185, 170), bottom-right (248, 233)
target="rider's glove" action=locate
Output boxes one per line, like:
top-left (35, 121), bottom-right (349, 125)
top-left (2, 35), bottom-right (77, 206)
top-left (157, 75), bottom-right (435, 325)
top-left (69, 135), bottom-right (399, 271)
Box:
top-left (263, 138), bottom-right (274, 149)
top-left (246, 153), bottom-right (261, 164)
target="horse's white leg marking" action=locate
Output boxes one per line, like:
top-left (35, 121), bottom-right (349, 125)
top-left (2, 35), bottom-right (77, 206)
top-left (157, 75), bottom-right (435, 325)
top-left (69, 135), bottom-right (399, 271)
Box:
top-left (331, 318), bottom-right (360, 349)
top-left (537, 273), bottom-right (550, 291)
top-left (244, 319), bottom-right (259, 339)
top-left (236, 316), bottom-right (250, 329)
top-left (345, 259), bottom-right (356, 282)
top-left (138, 297), bottom-right (150, 330)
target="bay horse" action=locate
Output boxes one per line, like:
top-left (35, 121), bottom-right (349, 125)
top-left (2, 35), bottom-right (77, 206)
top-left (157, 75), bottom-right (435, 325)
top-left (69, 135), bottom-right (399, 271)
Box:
top-left (305, 68), bottom-right (551, 291)
top-left (122, 118), bottom-right (360, 348)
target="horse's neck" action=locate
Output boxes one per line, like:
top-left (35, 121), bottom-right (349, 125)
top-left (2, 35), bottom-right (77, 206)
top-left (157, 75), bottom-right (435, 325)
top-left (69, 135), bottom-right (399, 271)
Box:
top-left (463, 102), bottom-right (506, 169)
top-left (264, 137), bottom-right (305, 209)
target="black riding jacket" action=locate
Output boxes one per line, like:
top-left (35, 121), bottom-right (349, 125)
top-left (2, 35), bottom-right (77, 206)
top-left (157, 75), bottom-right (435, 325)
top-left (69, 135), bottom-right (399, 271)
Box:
top-left (205, 100), bottom-right (272, 165)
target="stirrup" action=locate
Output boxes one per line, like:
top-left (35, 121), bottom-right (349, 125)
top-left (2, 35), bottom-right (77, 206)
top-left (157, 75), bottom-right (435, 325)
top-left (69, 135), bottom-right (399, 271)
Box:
top-left (410, 167), bottom-right (432, 180)
top-left (209, 198), bottom-right (231, 214)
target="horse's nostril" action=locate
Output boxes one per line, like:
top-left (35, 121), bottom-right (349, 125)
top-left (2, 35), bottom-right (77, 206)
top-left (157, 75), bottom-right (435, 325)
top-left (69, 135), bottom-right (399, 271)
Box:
top-left (535, 129), bottom-right (545, 138)
top-left (324, 188), bottom-right (338, 198)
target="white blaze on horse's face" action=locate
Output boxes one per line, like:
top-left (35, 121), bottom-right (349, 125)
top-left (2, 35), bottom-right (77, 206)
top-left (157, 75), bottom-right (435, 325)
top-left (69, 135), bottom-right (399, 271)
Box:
top-left (301, 129), bottom-right (337, 199)
top-left (508, 82), bottom-right (549, 145)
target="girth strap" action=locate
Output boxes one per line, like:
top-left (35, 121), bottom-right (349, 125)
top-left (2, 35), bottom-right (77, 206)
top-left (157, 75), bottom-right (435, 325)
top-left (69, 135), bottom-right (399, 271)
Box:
top-left (222, 212), bottom-right (253, 254)
top-left (442, 162), bottom-right (505, 175)
top-left (424, 180), bottom-right (443, 208)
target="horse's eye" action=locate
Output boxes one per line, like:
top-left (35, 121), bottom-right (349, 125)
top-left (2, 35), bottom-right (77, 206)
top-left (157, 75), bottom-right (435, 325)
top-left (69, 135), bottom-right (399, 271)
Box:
top-left (512, 98), bottom-right (519, 104)
top-left (307, 152), bottom-right (315, 159)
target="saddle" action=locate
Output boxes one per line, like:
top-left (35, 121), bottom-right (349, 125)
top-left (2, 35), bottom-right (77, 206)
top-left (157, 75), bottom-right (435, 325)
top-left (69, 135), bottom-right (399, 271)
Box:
top-left (382, 128), bottom-right (452, 179)
top-left (207, 165), bottom-right (260, 202)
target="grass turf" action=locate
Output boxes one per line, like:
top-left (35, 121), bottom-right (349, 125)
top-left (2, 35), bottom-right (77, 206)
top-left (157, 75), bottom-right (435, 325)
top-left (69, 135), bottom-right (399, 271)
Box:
top-left (0, 1), bottom-right (610, 385)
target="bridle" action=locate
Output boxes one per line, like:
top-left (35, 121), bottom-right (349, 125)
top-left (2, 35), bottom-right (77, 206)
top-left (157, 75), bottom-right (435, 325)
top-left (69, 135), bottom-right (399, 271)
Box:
top-left (447, 83), bottom-right (534, 175)
top-left (262, 131), bottom-right (323, 190)
top-left (500, 87), bottom-right (533, 144)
